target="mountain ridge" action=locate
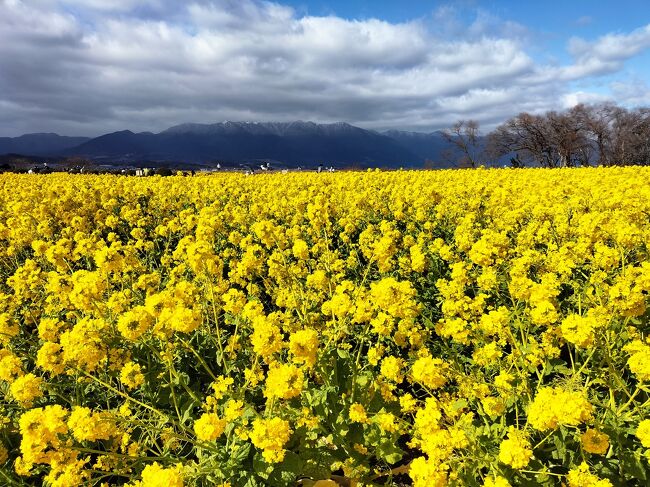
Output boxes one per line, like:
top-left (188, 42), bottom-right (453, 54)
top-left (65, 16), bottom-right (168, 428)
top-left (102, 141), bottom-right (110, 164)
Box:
top-left (0, 122), bottom-right (465, 168)
top-left (0, 133), bottom-right (91, 156)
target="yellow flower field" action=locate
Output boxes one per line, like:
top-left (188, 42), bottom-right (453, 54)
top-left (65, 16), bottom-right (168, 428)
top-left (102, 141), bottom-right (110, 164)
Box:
top-left (1, 167), bottom-right (649, 486)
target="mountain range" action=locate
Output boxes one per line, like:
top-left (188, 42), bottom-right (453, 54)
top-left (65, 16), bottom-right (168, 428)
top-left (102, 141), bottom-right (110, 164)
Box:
top-left (0, 121), bottom-right (469, 168)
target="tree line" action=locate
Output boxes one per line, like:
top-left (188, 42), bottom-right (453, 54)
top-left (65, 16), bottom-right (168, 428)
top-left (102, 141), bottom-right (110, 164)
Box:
top-left (444, 103), bottom-right (650, 168)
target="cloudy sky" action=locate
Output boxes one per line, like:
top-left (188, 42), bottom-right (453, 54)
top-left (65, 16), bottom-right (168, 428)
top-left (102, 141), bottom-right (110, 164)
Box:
top-left (2, 0), bottom-right (650, 136)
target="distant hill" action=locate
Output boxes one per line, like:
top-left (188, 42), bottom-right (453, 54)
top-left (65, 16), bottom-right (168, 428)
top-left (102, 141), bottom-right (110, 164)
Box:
top-left (0, 122), bottom-right (479, 168)
top-left (63, 122), bottom-right (422, 167)
top-left (0, 133), bottom-right (90, 155)
top-left (382, 130), bottom-right (458, 168)
top-left (69, 130), bottom-right (157, 159)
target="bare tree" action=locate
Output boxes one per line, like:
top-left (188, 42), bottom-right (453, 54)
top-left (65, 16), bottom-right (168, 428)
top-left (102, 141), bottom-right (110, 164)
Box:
top-left (546, 109), bottom-right (595, 167)
top-left (571, 103), bottom-right (617, 166)
top-left (608, 107), bottom-right (650, 166)
top-left (473, 102), bottom-right (650, 169)
top-left (488, 113), bottom-right (559, 167)
top-left (442, 120), bottom-right (483, 168)
top-left (487, 103), bottom-right (650, 168)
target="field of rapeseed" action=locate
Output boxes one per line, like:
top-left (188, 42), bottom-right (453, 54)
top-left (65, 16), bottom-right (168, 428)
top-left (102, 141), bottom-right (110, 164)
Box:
top-left (0, 167), bottom-right (649, 486)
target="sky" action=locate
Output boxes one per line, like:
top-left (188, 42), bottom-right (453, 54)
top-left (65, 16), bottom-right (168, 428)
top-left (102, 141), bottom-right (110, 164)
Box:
top-left (2, 0), bottom-right (650, 136)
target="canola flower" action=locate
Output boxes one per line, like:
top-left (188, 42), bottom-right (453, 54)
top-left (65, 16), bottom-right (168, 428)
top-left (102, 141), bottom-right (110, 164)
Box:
top-left (0, 167), bottom-right (649, 486)
top-left (581, 429), bottom-right (610, 455)
top-left (527, 387), bottom-right (593, 431)
top-left (498, 427), bottom-right (533, 469)
top-left (127, 462), bottom-right (185, 487)
top-left (194, 412), bottom-right (227, 441)
top-left (566, 463), bottom-right (613, 487)
top-left (249, 417), bottom-right (292, 463)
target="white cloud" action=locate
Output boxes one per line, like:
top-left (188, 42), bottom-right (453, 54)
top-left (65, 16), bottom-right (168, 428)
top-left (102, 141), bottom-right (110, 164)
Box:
top-left (564, 24), bottom-right (650, 78)
top-left (561, 91), bottom-right (612, 108)
top-left (569, 25), bottom-right (650, 60)
top-left (0, 0), bottom-right (649, 136)
top-left (610, 79), bottom-right (650, 106)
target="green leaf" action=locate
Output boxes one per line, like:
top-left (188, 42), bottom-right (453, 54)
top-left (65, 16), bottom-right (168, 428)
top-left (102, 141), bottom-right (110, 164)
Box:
top-left (180, 397), bottom-right (200, 425)
top-left (337, 349), bottom-right (351, 360)
top-left (231, 442), bottom-right (252, 465)
top-left (301, 450), bottom-right (338, 480)
top-left (267, 451), bottom-right (304, 487)
top-left (305, 388), bottom-right (328, 408)
top-left (242, 474), bottom-right (265, 487)
top-left (451, 398), bottom-right (468, 412)
top-left (364, 427), bottom-right (381, 447)
top-left (376, 440), bottom-right (403, 464)
top-left (551, 434), bottom-right (566, 461)
top-left (354, 372), bottom-right (371, 389)
top-left (618, 450), bottom-right (647, 481)
top-left (252, 452), bottom-right (273, 480)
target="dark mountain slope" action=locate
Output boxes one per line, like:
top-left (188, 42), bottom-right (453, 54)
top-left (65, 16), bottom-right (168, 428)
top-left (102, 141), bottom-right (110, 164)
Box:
top-left (63, 122), bottom-right (422, 166)
top-left (0, 133), bottom-right (90, 155)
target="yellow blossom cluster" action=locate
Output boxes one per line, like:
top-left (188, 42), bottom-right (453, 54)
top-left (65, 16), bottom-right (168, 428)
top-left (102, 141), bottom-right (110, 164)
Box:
top-left (527, 387), bottom-right (593, 431)
top-left (0, 167), bottom-right (649, 486)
